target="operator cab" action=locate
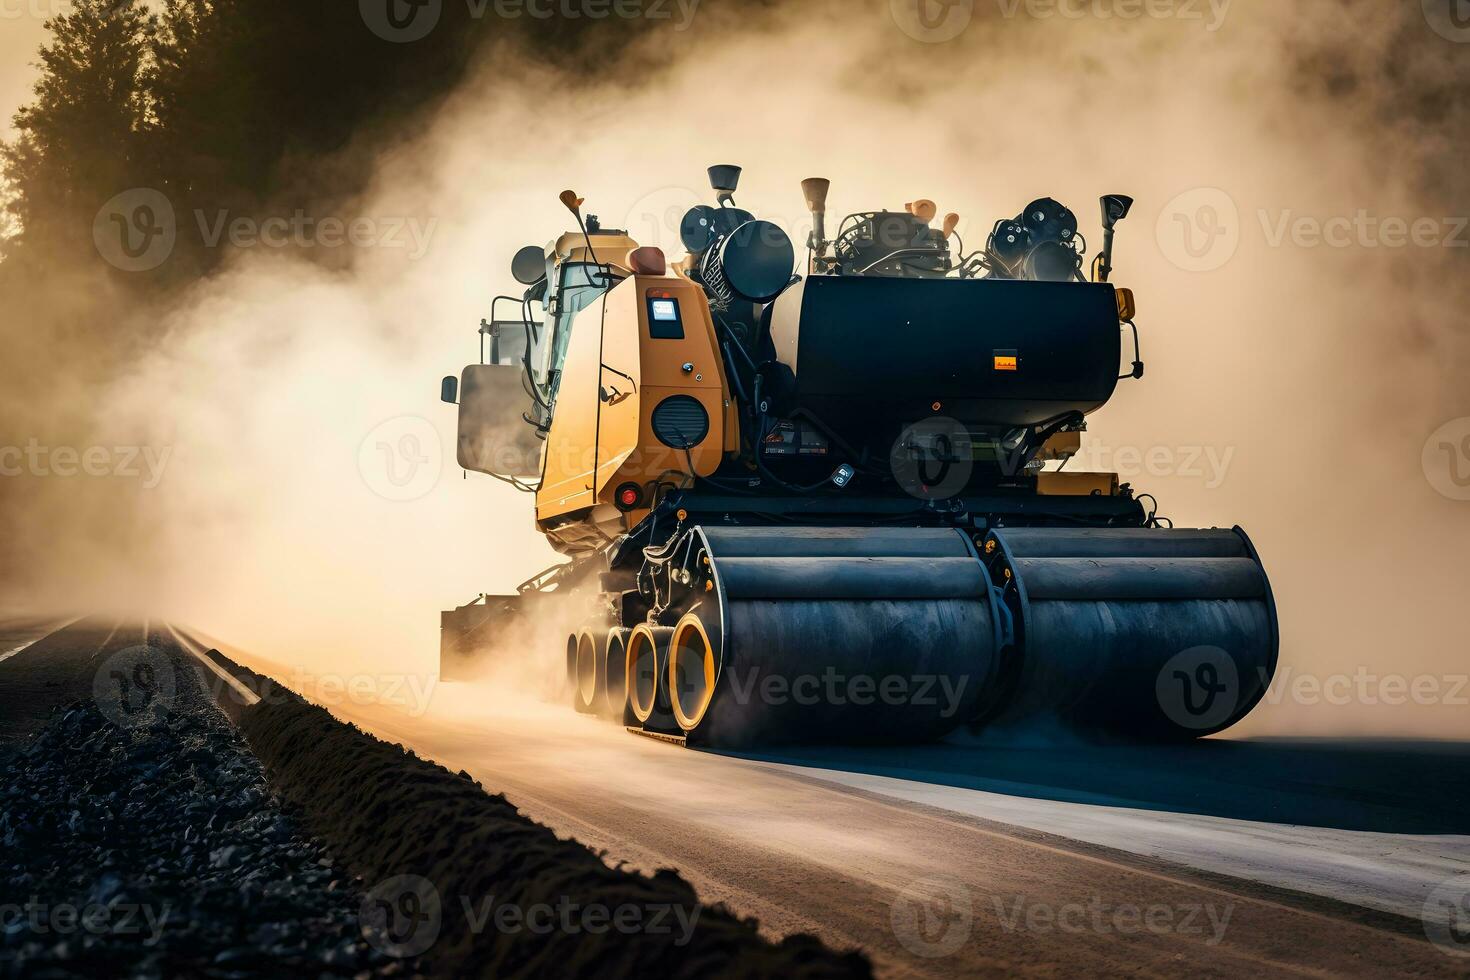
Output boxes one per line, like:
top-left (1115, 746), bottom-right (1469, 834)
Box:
top-left (515, 218), bottom-right (639, 430)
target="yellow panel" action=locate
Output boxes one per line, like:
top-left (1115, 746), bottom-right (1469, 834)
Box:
top-left (536, 273), bottom-right (734, 537)
top-left (537, 292), bottom-right (606, 520)
top-left (1037, 471), bottom-right (1119, 497)
top-left (1035, 431), bottom-right (1082, 462)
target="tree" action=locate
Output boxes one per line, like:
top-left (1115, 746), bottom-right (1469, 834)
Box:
top-left (1, 0), bottom-right (156, 265)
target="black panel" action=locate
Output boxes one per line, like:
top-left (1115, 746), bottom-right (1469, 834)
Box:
top-left (651, 395), bottom-right (710, 448)
top-left (646, 296), bottom-right (685, 339)
top-left (785, 275), bottom-right (1122, 430)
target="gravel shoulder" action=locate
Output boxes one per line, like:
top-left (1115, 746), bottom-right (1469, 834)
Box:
top-left (1, 634), bottom-right (415, 978)
top-left (1, 622), bottom-right (872, 979)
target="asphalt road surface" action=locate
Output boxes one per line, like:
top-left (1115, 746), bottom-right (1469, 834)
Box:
top-left (179, 627), bottom-right (1470, 979)
top-left (8, 618), bottom-right (1469, 977)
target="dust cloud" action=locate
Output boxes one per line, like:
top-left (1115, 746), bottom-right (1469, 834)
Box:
top-left (3, 0), bottom-right (1468, 738)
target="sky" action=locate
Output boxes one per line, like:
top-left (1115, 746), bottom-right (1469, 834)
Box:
top-left (1, 8), bottom-right (50, 138)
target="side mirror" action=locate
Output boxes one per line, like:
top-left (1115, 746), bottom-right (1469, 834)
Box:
top-left (1095, 194), bottom-right (1135, 283)
top-left (440, 375), bottom-right (459, 405)
top-left (1101, 194), bottom-right (1134, 231)
top-left (511, 245), bottom-right (546, 286)
top-left (456, 365), bottom-right (543, 480)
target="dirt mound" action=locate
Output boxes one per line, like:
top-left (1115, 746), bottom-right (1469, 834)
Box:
top-left (241, 695), bottom-right (872, 979)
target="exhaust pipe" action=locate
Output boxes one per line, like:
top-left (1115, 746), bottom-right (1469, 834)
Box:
top-left (802, 177), bottom-right (831, 269)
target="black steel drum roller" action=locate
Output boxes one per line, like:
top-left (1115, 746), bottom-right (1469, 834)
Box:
top-left (663, 527), bottom-right (1006, 748)
top-left (978, 527), bottom-right (1279, 739)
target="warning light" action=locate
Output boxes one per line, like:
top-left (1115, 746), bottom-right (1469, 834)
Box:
top-left (614, 483), bottom-right (643, 512)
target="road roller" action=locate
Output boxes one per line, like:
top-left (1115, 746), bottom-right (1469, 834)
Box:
top-left (438, 167), bottom-right (1279, 747)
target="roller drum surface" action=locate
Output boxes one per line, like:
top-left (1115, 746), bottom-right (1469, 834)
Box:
top-left (665, 527), bottom-right (1004, 748)
top-left (982, 526), bottom-right (1279, 739)
top-left (686, 598), bottom-right (998, 747)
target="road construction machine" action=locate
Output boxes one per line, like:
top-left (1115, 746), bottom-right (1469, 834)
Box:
top-left (439, 167), bottom-right (1279, 747)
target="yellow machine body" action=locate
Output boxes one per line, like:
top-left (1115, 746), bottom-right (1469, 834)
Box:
top-left (535, 260), bottom-right (736, 554)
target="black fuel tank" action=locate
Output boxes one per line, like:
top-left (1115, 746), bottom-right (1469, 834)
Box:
top-left (767, 275), bottom-right (1122, 431)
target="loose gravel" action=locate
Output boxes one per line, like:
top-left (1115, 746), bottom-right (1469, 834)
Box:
top-left (0, 651), bottom-right (416, 979)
